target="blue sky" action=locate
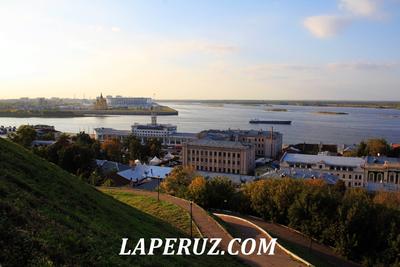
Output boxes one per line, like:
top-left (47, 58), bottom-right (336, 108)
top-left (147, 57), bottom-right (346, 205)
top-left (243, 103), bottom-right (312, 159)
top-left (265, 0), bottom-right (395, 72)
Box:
top-left (0, 0), bottom-right (399, 100)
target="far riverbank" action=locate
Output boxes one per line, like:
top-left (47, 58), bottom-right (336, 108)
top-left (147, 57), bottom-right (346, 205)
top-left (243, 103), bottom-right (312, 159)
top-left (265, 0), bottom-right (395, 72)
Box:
top-left (0, 106), bottom-right (178, 118)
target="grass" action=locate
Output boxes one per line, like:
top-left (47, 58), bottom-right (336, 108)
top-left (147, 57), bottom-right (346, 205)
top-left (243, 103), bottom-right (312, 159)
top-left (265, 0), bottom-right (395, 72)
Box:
top-left (100, 188), bottom-right (200, 237)
top-left (0, 138), bottom-right (243, 267)
top-left (212, 211), bottom-right (336, 267)
top-left (269, 232), bottom-right (336, 267)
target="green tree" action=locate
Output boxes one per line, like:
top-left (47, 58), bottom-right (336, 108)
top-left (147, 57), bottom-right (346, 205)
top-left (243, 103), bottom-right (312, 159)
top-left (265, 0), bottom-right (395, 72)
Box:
top-left (187, 176), bottom-right (208, 207)
top-left (58, 144), bottom-right (94, 176)
top-left (161, 166), bottom-right (196, 197)
top-left (206, 176), bottom-right (236, 210)
top-left (288, 185), bottom-right (339, 246)
top-left (9, 125), bottom-right (37, 147)
top-left (334, 189), bottom-right (376, 261)
top-left (123, 135), bottom-right (144, 161)
top-left (73, 131), bottom-right (94, 146)
top-left (146, 138), bottom-right (162, 158)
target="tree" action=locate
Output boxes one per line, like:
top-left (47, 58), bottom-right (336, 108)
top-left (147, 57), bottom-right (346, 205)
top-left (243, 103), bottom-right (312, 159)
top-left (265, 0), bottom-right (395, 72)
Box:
top-left (73, 131), bottom-right (94, 146)
top-left (288, 185), bottom-right (339, 246)
top-left (206, 176), bottom-right (236, 210)
top-left (356, 139), bottom-right (390, 156)
top-left (123, 135), bottom-right (144, 161)
top-left (366, 139), bottom-right (390, 156)
top-left (187, 176), bottom-right (208, 207)
top-left (45, 134), bottom-right (70, 164)
top-left (58, 144), bottom-right (94, 176)
top-left (161, 166), bottom-right (196, 197)
top-left (146, 138), bottom-right (162, 158)
top-left (373, 191), bottom-right (400, 210)
top-left (334, 189), bottom-right (376, 261)
top-left (101, 138), bottom-right (122, 162)
top-left (9, 125), bottom-right (37, 147)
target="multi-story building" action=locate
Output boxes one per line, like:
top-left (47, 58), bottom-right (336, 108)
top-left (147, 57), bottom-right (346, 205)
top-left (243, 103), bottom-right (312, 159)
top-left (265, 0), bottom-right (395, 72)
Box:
top-left (280, 153), bottom-right (365, 187)
top-left (182, 139), bottom-right (255, 175)
top-left (105, 96), bottom-right (152, 109)
top-left (199, 129), bottom-right (283, 159)
top-left (93, 128), bottom-right (131, 142)
top-left (364, 156), bottom-right (400, 191)
top-left (280, 153), bottom-right (400, 191)
top-left (94, 113), bottom-right (197, 146)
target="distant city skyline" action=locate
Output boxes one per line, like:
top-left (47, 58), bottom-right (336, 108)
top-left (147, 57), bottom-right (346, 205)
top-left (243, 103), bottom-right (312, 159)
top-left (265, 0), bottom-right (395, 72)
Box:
top-left (1, 0), bottom-right (400, 100)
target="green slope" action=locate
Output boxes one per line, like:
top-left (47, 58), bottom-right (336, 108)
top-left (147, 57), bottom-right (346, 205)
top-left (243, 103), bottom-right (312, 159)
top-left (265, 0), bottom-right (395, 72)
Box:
top-left (0, 139), bottom-right (242, 267)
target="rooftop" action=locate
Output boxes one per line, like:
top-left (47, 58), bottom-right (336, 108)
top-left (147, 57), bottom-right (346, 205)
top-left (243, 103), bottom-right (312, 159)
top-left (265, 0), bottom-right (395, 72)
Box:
top-left (187, 139), bottom-right (252, 149)
top-left (260, 169), bottom-right (339, 185)
top-left (170, 132), bottom-right (198, 138)
top-left (366, 156), bottom-right (400, 165)
top-left (201, 129), bottom-right (282, 138)
top-left (94, 128), bottom-right (131, 136)
top-left (95, 159), bottom-right (130, 173)
top-left (132, 123), bottom-right (177, 130)
top-left (117, 164), bottom-right (173, 180)
top-left (197, 171), bottom-right (255, 184)
top-left (282, 153), bottom-right (365, 167)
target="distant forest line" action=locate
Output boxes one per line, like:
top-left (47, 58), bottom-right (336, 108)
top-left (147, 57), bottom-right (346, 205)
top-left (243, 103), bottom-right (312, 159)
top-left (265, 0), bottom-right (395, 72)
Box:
top-left (158, 99), bottom-right (400, 109)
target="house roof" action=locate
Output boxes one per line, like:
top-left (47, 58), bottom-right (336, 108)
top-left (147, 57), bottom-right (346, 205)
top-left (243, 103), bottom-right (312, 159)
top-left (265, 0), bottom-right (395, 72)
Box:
top-left (96, 160), bottom-right (130, 173)
top-left (94, 128), bottom-right (131, 136)
top-left (260, 169), bottom-right (339, 185)
top-left (187, 139), bottom-right (251, 149)
top-left (197, 171), bottom-right (254, 184)
top-left (117, 164), bottom-right (173, 181)
top-left (282, 153), bottom-right (365, 167)
top-left (366, 156), bottom-right (400, 165)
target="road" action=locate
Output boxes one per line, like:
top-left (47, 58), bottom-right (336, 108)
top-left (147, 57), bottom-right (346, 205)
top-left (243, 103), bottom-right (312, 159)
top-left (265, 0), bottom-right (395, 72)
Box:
top-left (107, 188), bottom-right (306, 267)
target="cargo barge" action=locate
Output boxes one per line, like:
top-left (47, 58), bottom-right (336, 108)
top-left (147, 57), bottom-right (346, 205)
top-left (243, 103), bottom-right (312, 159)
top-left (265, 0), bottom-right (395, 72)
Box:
top-left (249, 119), bottom-right (292, 125)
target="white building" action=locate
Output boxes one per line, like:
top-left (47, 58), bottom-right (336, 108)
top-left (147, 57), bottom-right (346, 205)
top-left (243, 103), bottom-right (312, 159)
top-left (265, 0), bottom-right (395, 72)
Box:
top-left (93, 128), bottom-right (131, 142)
top-left (280, 153), bottom-right (365, 187)
top-left (364, 156), bottom-right (400, 191)
top-left (106, 96), bottom-right (152, 109)
top-left (94, 113), bottom-right (197, 146)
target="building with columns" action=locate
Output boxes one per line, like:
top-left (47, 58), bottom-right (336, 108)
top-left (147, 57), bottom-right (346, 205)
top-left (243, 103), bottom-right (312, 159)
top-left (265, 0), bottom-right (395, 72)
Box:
top-left (280, 153), bottom-right (400, 191)
top-left (280, 153), bottom-right (365, 188)
top-left (364, 156), bottom-right (400, 191)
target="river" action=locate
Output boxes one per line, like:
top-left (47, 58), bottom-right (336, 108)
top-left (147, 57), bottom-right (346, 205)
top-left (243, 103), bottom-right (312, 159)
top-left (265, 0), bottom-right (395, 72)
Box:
top-left (1, 102), bottom-right (399, 145)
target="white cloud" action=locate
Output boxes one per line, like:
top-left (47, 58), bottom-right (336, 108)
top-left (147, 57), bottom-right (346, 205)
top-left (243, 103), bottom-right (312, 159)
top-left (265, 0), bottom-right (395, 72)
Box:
top-left (111, 26), bottom-right (121, 32)
top-left (303, 0), bottom-right (388, 38)
top-left (339, 0), bottom-right (382, 17)
top-left (303, 15), bottom-right (351, 38)
top-left (327, 61), bottom-right (400, 70)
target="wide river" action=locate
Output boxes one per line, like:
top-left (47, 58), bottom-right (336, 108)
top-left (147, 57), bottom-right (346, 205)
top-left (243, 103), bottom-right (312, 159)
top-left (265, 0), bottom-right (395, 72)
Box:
top-left (1, 102), bottom-right (399, 145)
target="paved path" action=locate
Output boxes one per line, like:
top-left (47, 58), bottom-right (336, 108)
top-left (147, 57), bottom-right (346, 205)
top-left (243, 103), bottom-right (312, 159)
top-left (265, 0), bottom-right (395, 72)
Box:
top-left (107, 188), bottom-right (305, 267)
top-left (239, 216), bottom-right (361, 267)
top-left (215, 214), bottom-right (305, 267)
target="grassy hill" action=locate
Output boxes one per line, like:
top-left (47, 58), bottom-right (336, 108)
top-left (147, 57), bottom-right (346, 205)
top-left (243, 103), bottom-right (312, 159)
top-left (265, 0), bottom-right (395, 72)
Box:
top-left (0, 139), bottom-right (242, 267)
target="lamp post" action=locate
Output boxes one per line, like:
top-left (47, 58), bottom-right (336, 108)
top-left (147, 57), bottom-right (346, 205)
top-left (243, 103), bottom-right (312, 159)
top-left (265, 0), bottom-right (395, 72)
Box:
top-left (190, 201), bottom-right (193, 239)
top-left (157, 175), bottom-right (160, 201)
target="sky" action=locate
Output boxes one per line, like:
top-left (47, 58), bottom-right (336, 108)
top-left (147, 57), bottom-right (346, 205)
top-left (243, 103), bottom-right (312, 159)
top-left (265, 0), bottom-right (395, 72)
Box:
top-left (0, 0), bottom-right (400, 100)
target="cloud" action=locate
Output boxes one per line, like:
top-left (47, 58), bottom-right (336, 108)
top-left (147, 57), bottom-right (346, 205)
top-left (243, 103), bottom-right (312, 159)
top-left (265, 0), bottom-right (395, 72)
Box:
top-left (339, 0), bottom-right (383, 17)
top-left (244, 61), bottom-right (400, 80)
top-left (111, 27), bottom-right (121, 32)
top-left (327, 61), bottom-right (400, 70)
top-left (147, 40), bottom-right (238, 57)
top-left (303, 15), bottom-right (351, 38)
top-left (303, 0), bottom-right (388, 38)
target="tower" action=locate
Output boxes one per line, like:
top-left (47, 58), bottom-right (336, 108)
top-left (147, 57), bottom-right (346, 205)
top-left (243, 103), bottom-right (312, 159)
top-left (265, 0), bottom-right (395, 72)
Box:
top-left (151, 106), bottom-right (157, 125)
